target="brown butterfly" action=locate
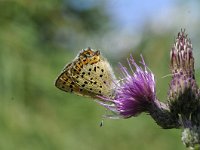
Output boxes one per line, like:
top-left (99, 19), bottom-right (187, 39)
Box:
top-left (55, 47), bottom-right (116, 99)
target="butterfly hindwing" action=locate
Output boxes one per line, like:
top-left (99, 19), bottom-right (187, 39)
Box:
top-left (71, 57), bottom-right (115, 97)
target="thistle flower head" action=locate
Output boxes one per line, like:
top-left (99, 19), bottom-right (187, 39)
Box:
top-left (99, 56), bottom-right (156, 118)
top-left (170, 29), bottom-right (194, 78)
top-left (168, 30), bottom-right (199, 116)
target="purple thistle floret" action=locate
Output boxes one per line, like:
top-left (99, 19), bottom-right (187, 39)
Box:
top-left (116, 56), bottom-right (156, 117)
top-left (99, 55), bottom-right (156, 118)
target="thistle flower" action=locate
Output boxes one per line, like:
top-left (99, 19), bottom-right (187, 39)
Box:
top-left (168, 30), bottom-right (200, 148)
top-left (115, 56), bottom-right (157, 118)
top-left (170, 29), bottom-right (194, 78)
top-left (96, 29), bottom-right (200, 148)
top-left (98, 56), bottom-right (156, 118)
top-left (98, 55), bottom-right (180, 128)
top-left (168, 30), bottom-right (199, 117)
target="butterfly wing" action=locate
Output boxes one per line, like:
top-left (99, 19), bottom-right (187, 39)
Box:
top-left (55, 48), bottom-right (116, 99)
top-left (55, 63), bottom-right (93, 97)
top-left (70, 55), bottom-right (116, 98)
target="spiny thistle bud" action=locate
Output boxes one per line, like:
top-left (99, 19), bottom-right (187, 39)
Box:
top-left (168, 30), bottom-right (199, 117)
top-left (168, 30), bottom-right (200, 148)
top-left (170, 30), bottom-right (194, 79)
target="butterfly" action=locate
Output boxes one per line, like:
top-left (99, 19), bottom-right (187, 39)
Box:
top-left (55, 47), bottom-right (116, 99)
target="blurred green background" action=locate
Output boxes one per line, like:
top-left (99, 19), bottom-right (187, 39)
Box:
top-left (1, 0), bottom-right (200, 150)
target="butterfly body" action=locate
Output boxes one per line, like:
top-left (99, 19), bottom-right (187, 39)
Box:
top-left (55, 48), bottom-right (116, 99)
